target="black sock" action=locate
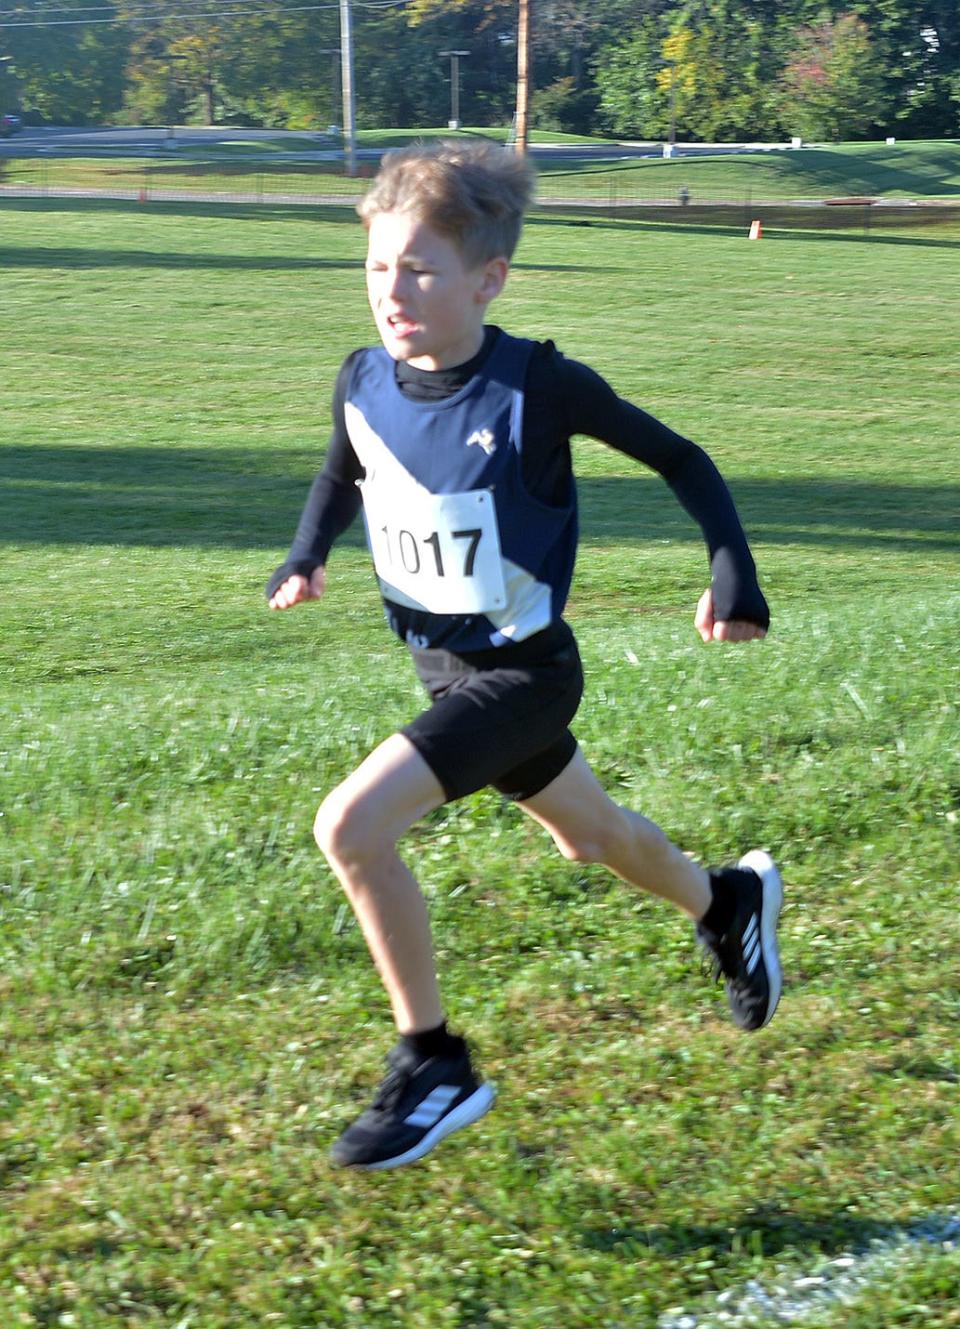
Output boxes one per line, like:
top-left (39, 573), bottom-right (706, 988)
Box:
top-left (400, 1021), bottom-right (463, 1062)
top-left (699, 871), bottom-right (740, 937)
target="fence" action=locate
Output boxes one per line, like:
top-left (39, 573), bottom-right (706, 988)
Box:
top-left (1, 153), bottom-right (957, 231)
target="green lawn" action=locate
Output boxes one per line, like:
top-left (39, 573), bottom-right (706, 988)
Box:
top-left (0, 155), bottom-right (368, 198)
top-left (537, 138), bottom-right (960, 201)
top-left (1, 196), bottom-right (959, 1327)
top-left (4, 138), bottom-right (960, 207)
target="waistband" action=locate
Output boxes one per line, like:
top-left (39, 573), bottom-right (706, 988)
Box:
top-left (407, 620), bottom-right (575, 675)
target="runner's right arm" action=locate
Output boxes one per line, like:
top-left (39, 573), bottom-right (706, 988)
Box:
top-left (266, 355), bottom-right (363, 604)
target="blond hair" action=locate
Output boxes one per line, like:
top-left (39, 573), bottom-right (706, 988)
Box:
top-left (357, 140), bottom-right (535, 267)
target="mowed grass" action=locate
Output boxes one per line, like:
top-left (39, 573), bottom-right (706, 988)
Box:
top-left (1, 156), bottom-right (369, 200)
top-left (1, 195), bottom-right (959, 1327)
top-left (4, 139), bottom-right (960, 207)
top-left (536, 138), bottom-right (960, 200)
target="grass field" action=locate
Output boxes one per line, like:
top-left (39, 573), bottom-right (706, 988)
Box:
top-left (3, 138), bottom-right (960, 209)
top-left (1, 190), bottom-right (959, 1327)
top-left (535, 138), bottom-right (960, 200)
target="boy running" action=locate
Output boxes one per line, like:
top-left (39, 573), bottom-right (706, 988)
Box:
top-left (267, 141), bottom-right (782, 1171)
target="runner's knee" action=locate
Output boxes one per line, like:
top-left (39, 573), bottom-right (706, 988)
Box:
top-left (314, 787), bottom-right (385, 868)
top-left (550, 817), bottom-right (616, 864)
top-left (553, 833), bottom-right (603, 864)
top-left (550, 805), bottom-right (637, 866)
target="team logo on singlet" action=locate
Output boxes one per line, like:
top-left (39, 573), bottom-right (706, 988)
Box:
top-left (466, 427), bottom-right (496, 455)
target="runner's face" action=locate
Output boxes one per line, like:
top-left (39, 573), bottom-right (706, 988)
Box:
top-left (365, 211), bottom-right (504, 370)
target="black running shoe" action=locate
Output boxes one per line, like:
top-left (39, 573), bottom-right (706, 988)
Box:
top-left (330, 1039), bottom-right (495, 1170)
top-left (697, 850), bottom-right (783, 1031)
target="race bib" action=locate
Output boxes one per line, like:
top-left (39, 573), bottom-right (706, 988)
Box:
top-left (360, 484), bottom-right (506, 614)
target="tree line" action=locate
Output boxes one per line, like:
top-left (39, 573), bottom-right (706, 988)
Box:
top-left (2, 0), bottom-right (958, 141)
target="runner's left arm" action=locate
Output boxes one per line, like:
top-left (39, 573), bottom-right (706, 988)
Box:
top-left (526, 346), bottom-right (769, 629)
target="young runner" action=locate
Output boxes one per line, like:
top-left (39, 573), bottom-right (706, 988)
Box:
top-left (267, 141), bottom-right (783, 1171)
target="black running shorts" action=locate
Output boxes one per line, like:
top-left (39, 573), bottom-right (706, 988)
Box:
top-left (401, 621), bottom-right (584, 803)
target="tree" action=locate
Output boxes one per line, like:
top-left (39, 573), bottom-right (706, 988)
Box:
top-left (4, 1), bottom-right (128, 124)
top-left (364, 0), bottom-right (516, 129)
top-left (849, 0), bottom-right (960, 136)
top-left (658, 26), bottom-right (727, 139)
top-left (680, 0), bottom-right (792, 138)
top-left (1, 47), bottom-right (19, 111)
top-left (3, 0), bottom-right (954, 140)
top-left (119, 1), bottom-right (342, 129)
top-left (594, 0), bottom-right (799, 142)
top-left (593, 17), bottom-right (669, 139)
top-left (213, 8), bottom-right (340, 129)
top-left (121, 21), bottom-right (222, 127)
top-left (529, 0), bottom-right (668, 134)
top-left (781, 12), bottom-right (887, 140)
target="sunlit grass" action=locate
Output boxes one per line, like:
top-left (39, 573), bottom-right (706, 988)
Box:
top-left (1, 196), bottom-right (959, 1327)
top-left (4, 139), bottom-right (960, 208)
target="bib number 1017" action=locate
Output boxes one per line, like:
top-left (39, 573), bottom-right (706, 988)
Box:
top-left (361, 486), bottom-right (507, 614)
top-left (382, 525), bottom-right (482, 580)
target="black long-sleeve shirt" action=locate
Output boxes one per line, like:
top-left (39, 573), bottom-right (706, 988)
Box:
top-left (267, 327), bottom-right (769, 631)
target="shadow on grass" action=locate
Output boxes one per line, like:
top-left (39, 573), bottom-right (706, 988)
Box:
top-left (528, 211), bottom-right (960, 249)
top-left (582, 474), bottom-right (960, 554)
top-left (0, 194), bottom-right (364, 223)
top-left (577, 1201), bottom-right (957, 1281)
top-left (0, 244), bottom-right (366, 272)
top-left (138, 159), bottom-right (350, 178)
top-left (773, 146), bottom-right (960, 198)
top-left (537, 144), bottom-right (960, 196)
top-left (0, 237), bottom-right (615, 276)
top-left (580, 1203), bottom-right (896, 1260)
top-left (2, 445), bottom-right (958, 554)
top-left (4, 194), bottom-right (957, 250)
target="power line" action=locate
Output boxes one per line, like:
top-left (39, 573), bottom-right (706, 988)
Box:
top-left (1, 0), bottom-right (232, 10)
top-left (0, 0), bottom-right (405, 19)
top-left (1, 0), bottom-right (250, 12)
top-left (0, 0), bottom-right (406, 8)
top-left (2, 6), bottom-right (334, 22)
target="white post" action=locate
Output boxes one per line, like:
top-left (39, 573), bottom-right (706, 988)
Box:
top-left (340, 0), bottom-right (357, 177)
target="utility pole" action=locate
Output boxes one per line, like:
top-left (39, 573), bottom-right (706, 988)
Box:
top-left (441, 50), bottom-right (469, 131)
top-left (339, 0), bottom-right (357, 177)
top-left (515, 0), bottom-right (531, 155)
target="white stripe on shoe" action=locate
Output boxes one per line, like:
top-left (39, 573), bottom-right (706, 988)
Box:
top-left (742, 915), bottom-right (761, 974)
top-left (363, 1082), bottom-right (497, 1172)
top-left (404, 1084), bottom-right (461, 1129)
top-left (738, 849), bottom-right (784, 1027)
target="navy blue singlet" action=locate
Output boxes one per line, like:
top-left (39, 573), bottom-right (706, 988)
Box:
top-left (345, 331), bottom-right (578, 654)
